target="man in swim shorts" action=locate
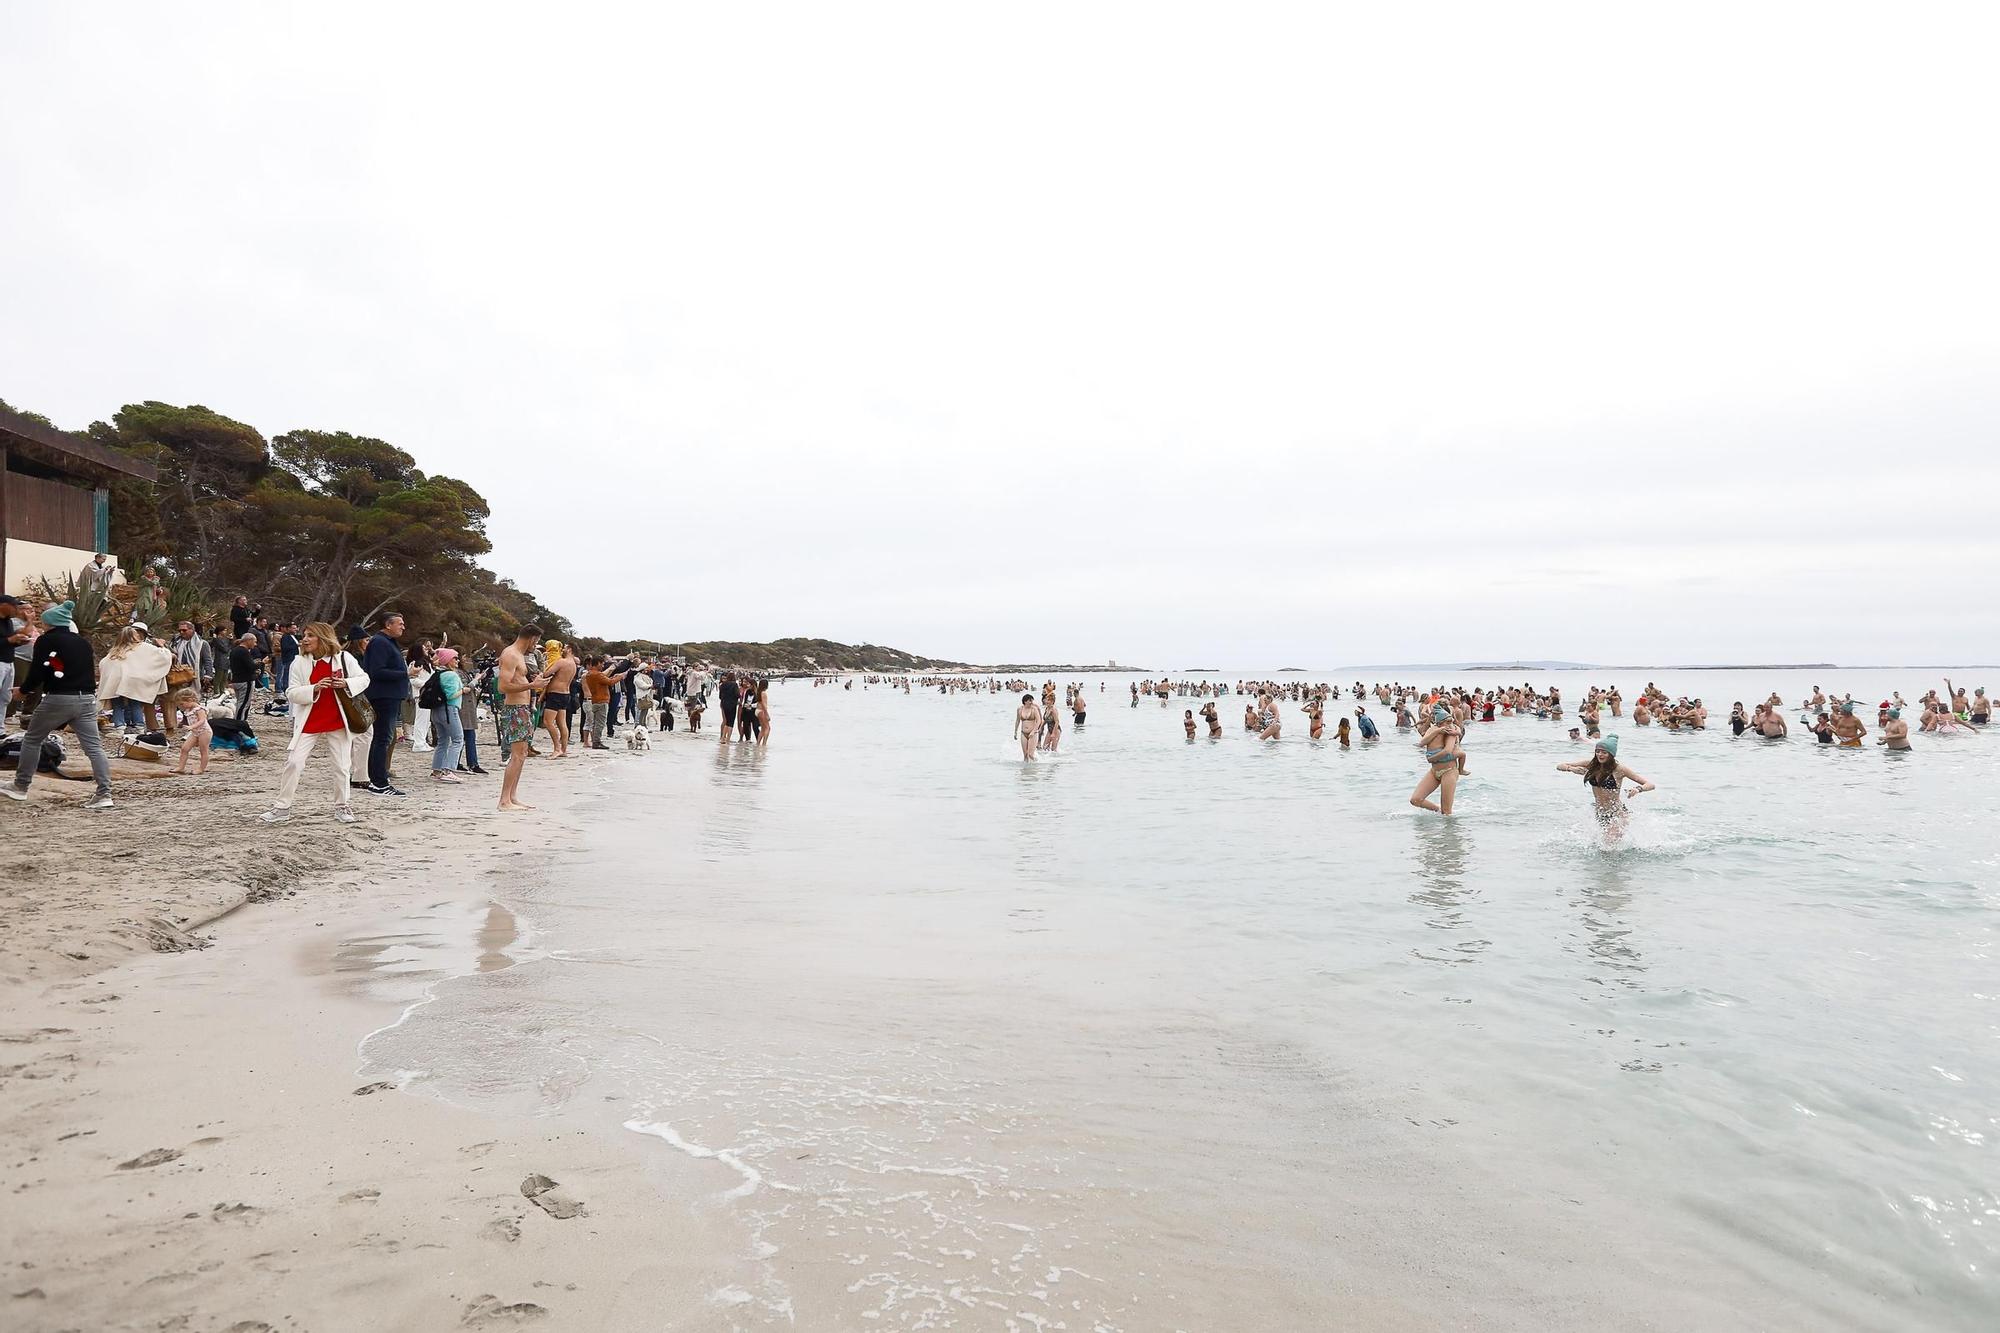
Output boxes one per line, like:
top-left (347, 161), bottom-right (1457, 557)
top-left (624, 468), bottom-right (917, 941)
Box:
top-left (1829, 701), bottom-right (1867, 747)
top-left (497, 623), bottom-right (550, 811)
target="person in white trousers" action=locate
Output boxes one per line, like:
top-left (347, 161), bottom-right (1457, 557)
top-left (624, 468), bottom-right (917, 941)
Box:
top-left (263, 621), bottom-right (370, 824)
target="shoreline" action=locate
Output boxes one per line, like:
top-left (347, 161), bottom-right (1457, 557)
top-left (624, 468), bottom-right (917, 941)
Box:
top-left (0, 742), bottom-right (741, 1331)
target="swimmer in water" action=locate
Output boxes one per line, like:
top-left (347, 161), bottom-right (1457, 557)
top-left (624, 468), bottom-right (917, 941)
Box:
top-left (1201, 701), bottom-right (1222, 738)
top-left (1409, 704), bottom-right (1464, 815)
top-left (1878, 707), bottom-right (1911, 751)
top-left (1829, 701), bottom-right (1867, 748)
top-left (1013, 693), bottom-right (1042, 761)
top-left (1554, 734), bottom-right (1654, 843)
top-left (1257, 691), bottom-right (1282, 741)
top-left (1184, 708), bottom-right (1197, 739)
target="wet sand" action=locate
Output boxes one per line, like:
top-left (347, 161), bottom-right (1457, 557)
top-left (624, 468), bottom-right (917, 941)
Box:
top-left (0, 751), bottom-right (739, 1331)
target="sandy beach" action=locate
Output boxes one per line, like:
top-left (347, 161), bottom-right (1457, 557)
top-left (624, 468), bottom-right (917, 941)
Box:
top-left (0, 752), bottom-right (742, 1333)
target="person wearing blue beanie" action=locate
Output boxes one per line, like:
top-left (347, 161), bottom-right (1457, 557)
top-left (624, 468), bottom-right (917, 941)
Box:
top-left (4, 601), bottom-right (114, 808)
top-left (1555, 734), bottom-right (1653, 842)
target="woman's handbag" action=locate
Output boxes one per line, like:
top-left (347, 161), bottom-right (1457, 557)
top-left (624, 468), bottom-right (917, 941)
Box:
top-left (332, 654), bottom-right (371, 733)
top-left (167, 663), bottom-right (197, 690)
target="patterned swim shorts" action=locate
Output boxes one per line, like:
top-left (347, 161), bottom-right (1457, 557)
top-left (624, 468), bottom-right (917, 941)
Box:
top-left (499, 703), bottom-right (535, 747)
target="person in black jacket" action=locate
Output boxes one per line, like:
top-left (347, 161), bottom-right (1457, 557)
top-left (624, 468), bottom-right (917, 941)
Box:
top-left (4, 600), bottom-right (113, 807)
top-left (360, 613), bottom-right (411, 795)
top-left (229, 634), bottom-right (259, 722)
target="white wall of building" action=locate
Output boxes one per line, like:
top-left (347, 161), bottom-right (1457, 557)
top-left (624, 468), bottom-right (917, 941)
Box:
top-left (4, 539), bottom-right (119, 593)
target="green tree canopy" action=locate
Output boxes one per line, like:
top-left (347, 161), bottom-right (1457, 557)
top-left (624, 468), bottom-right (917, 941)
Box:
top-left (256, 429), bottom-right (493, 627)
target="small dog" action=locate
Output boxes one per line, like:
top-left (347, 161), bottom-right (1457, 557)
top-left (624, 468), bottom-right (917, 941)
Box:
top-left (625, 726), bottom-right (652, 753)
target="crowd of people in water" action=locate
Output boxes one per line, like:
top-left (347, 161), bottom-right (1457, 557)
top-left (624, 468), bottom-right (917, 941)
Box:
top-left (968, 672), bottom-right (1988, 841)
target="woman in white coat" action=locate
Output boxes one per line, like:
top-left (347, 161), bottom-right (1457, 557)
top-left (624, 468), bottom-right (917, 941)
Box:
top-left (262, 621), bottom-right (369, 825)
top-left (98, 625), bottom-right (175, 736)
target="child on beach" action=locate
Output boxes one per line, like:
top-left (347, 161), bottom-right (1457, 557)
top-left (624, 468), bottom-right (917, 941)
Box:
top-left (173, 688), bottom-right (211, 774)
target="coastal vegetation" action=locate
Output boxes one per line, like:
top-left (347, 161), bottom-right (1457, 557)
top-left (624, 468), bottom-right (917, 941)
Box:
top-left (5, 395), bottom-right (570, 644)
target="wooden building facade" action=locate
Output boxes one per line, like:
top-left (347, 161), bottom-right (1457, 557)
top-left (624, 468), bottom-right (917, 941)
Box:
top-left (0, 404), bottom-right (156, 593)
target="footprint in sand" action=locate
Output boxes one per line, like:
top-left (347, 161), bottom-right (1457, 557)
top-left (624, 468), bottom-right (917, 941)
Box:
top-left (461, 1294), bottom-right (549, 1325)
top-left (352, 1081), bottom-right (396, 1096)
top-left (117, 1147), bottom-right (182, 1170)
top-left (339, 1188), bottom-right (381, 1203)
top-left (482, 1215), bottom-right (522, 1243)
top-left (519, 1174), bottom-right (585, 1220)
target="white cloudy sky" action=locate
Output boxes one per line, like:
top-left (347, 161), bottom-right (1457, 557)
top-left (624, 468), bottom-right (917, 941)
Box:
top-left (4, 3), bottom-right (1995, 666)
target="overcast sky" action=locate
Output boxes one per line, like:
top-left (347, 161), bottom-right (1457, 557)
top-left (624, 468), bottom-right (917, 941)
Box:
top-left (4, 3), bottom-right (1995, 666)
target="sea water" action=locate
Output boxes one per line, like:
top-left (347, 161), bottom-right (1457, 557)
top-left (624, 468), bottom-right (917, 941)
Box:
top-left (358, 669), bottom-right (1997, 1331)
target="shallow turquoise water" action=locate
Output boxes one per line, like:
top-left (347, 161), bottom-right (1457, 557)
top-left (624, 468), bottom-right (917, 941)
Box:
top-left (363, 669), bottom-right (1997, 1331)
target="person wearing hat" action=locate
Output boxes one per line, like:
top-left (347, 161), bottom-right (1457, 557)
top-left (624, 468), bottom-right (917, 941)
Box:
top-left (1555, 734), bottom-right (1654, 842)
top-left (426, 647), bottom-right (466, 782)
top-left (1829, 700), bottom-right (1868, 748)
top-left (1878, 707), bottom-right (1913, 751)
top-left (3, 601), bottom-right (114, 808)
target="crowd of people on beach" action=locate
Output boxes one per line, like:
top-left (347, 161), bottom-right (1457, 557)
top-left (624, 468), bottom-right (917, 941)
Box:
top-left (9, 561), bottom-right (1985, 846)
top-left (2, 577), bottom-right (776, 819)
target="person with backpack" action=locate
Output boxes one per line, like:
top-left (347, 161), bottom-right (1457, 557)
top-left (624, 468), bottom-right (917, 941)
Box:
top-left (3, 600), bottom-right (114, 809)
top-left (423, 648), bottom-right (465, 783)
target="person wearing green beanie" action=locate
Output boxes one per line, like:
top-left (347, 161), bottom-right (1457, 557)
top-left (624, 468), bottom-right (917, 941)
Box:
top-left (1555, 734), bottom-right (1653, 842)
top-left (4, 601), bottom-right (114, 807)
top-left (1879, 708), bottom-right (1912, 751)
top-left (1831, 700), bottom-right (1867, 747)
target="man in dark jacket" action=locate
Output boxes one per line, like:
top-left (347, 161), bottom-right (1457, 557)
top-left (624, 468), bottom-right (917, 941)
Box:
top-left (208, 624), bottom-right (235, 683)
top-left (4, 599), bottom-right (113, 807)
top-left (229, 634), bottom-right (259, 722)
top-left (361, 612), bottom-right (410, 795)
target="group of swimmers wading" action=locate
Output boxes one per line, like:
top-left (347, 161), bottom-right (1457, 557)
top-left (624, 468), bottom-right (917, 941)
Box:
top-left (987, 670), bottom-right (1989, 842)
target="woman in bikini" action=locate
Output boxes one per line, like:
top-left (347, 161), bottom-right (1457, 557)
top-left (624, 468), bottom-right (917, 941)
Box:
top-left (1555, 734), bottom-right (1654, 842)
top-left (1013, 694), bottom-right (1042, 761)
top-left (1257, 692), bottom-right (1281, 740)
top-left (1409, 704), bottom-right (1466, 815)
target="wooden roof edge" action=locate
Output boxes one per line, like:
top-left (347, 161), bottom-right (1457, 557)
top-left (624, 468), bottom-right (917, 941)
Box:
top-left (0, 404), bottom-right (158, 483)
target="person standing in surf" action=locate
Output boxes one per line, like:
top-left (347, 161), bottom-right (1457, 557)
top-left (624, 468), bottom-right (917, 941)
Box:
top-left (1013, 693), bottom-right (1043, 761)
top-left (1409, 703), bottom-right (1465, 815)
top-left (496, 624), bottom-right (551, 811)
top-left (1878, 708), bottom-right (1912, 751)
top-left (1555, 734), bottom-right (1654, 842)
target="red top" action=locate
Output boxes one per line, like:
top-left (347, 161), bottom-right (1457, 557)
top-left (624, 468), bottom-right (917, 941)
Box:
top-left (304, 658), bottom-right (347, 734)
